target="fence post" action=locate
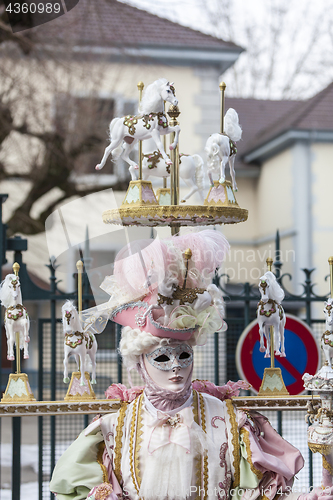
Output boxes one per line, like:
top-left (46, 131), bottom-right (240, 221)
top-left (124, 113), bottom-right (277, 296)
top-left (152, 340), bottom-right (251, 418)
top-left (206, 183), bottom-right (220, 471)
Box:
top-left (274, 230), bottom-right (282, 281)
top-left (274, 230), bottom-right (283, 435)
top-left (303, 268), bottom-right (314, 488)
top-left (12, 417), bottom-right (21, 500)
top-left (0, 194), bottom-right (8, 498)
top-left (48, 260), bottom-right (57, 500)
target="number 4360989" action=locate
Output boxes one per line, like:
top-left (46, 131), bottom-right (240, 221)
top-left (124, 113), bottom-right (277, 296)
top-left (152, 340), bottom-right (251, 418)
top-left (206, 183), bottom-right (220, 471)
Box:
top-left (6, 3), bottom-right (61, 14)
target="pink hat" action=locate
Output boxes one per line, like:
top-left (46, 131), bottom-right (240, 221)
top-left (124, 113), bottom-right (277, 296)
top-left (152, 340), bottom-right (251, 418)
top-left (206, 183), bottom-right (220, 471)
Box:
top-left (106, 231), bottom-right (229, 343)
top-left (110, 300), bottom-right (194, 340)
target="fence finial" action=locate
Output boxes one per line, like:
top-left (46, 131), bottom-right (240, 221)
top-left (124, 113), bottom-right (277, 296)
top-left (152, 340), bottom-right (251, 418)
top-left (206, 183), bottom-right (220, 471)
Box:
top-left (12, 262), bottom-right (20, 277)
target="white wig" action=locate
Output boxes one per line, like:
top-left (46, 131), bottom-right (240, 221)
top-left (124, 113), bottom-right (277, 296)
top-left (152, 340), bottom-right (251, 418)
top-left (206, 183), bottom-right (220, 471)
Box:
top-left (119, 326), bottom-right (196, 368)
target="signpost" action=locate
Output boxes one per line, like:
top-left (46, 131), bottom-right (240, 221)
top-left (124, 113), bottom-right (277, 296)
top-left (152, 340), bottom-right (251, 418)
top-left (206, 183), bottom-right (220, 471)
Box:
top-left (236, 314), bottom-right (320, 395)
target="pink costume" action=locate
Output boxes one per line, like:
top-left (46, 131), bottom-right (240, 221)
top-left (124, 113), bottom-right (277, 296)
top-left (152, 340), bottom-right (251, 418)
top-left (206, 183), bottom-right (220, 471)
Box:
top-left (50, 231), bottom-right (304, 500)
top-left (50, 382), bottom-right (304, 500)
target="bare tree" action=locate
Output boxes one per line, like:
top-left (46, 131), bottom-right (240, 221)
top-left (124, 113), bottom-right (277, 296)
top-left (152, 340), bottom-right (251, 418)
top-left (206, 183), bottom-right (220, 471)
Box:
top-left (0, 1), bottom-right (131, 236)
top-left (197, 0), bottom-right (333, 99)
top-left (130, 0), bottom-right (332, 99)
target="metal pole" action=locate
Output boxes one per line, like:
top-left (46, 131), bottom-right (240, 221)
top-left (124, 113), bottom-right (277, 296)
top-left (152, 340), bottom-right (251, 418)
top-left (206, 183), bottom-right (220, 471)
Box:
top-left (329, 257), bottom-right (333, 298)
top-left (76, 260), bottom-right (83, 314)
top-left (13, 263), bottom-right (21, 374)
top-left (266, 258), bottom-right (275, 367)
top-left (38, 318), bottom-right (44, 500)
top-left (49, 261), bottom-right (57, 500)
top-left (163, 101), bottom-right (167, 189)
top-left (219, 82), bottom-right (226, 134)
top-left (167, 105), bottom-right (180, 236)
top-left (0, 196), bottom-right (8, 499)
top-left (116, 324), bottom-right (122, 383)
top-left (12, 416), bottom-right (21, 500)
top-left (214, 331), bottom-right (219, 385)
top-left (12, 259), bottom-right (21, 500)
top-left (137, 81), bottom-right (144, 180)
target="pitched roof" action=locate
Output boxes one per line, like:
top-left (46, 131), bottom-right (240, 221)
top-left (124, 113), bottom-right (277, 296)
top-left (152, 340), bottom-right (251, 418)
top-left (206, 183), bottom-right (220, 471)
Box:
top-left (238, 82), bottom-right (333, 162)
top-left (32, 0), bottom-right (241, 53)
top-left (225, 97), bottom-right (299, 169)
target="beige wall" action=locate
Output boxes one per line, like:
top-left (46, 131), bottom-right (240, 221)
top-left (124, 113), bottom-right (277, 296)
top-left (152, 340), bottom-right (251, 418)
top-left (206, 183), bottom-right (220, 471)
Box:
top-left (311, 143), bottom-right (333, 297)
top-left (256, 149), bottom-right (294, 237)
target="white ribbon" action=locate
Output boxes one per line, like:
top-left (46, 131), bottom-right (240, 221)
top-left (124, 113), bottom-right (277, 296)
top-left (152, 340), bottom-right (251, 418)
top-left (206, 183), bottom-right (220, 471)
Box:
top-left (147, 407), bottom-right (193, 454)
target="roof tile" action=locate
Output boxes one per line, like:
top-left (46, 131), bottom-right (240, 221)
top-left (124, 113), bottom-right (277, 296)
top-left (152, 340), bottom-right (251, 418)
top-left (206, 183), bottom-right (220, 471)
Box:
top-left (32, 0), bottom-right (241, 51)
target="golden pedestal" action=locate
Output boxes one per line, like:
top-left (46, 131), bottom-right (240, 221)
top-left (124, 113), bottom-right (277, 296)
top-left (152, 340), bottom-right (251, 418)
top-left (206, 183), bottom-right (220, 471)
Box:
top-left (1, 373), bottom-right (36, 403)
top-left (120, 180), bottom-right (158, 208)
top-left (258, 367), bottom-right (289, 396)
top-left (64, 372), bottom-right (96, 401)
top-left (156, 188), bottom-right (171, 205)
top-left (204, 180), bottom-right (239, 207)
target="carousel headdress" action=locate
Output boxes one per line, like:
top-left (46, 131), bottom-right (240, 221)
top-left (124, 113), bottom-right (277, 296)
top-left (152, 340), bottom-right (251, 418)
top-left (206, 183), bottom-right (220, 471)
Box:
top-left (83, 230), bottom-right (229, 345)
top-left (109, 231), bottom-right (229, 344)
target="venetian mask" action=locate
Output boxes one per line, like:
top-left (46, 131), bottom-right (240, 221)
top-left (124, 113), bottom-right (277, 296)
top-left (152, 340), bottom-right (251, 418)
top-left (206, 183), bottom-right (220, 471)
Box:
top-left (144, 343), bottom-right (193, 391)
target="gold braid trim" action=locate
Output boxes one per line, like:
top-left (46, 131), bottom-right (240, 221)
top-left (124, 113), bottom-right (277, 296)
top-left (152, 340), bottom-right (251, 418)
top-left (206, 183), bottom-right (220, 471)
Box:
top-left (240, 428), bottom-right (263, 480)
top-left (129, 395), bottom-right (141, 495)
top-left (134, 394), bottom-right (144, 492)
top-left (192, 390), bottom-right (201, 500)
top-left (323, 455), bottom-right (333, 475)
top-left (226, 399), bottom-right (240, 488)
top-left (114, 402), bottom-right (128, 485)
top-left (97, 442), bottom-right (109, 483)
top-left (199, 392), bottom-right (208, 500)
top-left (192, 389), bottom-right (199, 424)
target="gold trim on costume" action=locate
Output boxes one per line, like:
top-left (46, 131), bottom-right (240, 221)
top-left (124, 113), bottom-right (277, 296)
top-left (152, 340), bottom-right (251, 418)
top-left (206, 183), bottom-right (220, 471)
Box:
top-left (198, 393), bottom-right (208, 500)
top-left (97, 442), bottom-right (109, 483)
top-left (192, 391), bottom-right (201, 500)
top-left (128, 394), bottom-right (145, 495)
top-left (226, 399), bottom-right (240, 488)
top-left (134, 394), bottom-right (144, 491)
top-left (114, 402), bottom-right (128, 485)
top-left (129, 395), bottom-right (141, 495)
top-left (198, 392), bottom-right (206, 432)
top-left (192, 390), bottom-right (199, 424)
top-left (240, 428), bottom-right (263, 480)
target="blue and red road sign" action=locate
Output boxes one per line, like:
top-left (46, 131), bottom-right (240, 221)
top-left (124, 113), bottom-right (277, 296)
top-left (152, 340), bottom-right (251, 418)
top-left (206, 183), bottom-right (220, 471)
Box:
top-left (235, 314), bottom-right (320, 395)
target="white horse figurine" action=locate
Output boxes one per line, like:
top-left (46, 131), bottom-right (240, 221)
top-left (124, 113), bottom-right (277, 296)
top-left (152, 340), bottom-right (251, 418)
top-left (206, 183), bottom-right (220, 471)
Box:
top-left (321, 298), bottom-right (333, 367)
top-left (141, 139), bottom-right (205, 203)
top-left (204, 108), bottom-right (242, 190)
top-left (257, 271), bottom-right (286, 358)
top-left (95, 78), bottom-right (180, 178)
top-left (62, 300), bottom-right (98, 386)
top-left (0, 274), bottom-right (30, 361)
top-left (138, 271), bottom-right (221, 326)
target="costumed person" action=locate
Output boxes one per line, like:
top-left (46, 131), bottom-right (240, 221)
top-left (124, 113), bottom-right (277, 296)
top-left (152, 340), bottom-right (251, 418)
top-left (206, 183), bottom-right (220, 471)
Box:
top-left (50, 231), bottom-right (330, 500)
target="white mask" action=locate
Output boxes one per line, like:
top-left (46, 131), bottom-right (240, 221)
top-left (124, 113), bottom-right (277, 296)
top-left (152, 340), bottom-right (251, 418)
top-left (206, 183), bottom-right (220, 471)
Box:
top-left (144, 343), bottom-right (193, 391)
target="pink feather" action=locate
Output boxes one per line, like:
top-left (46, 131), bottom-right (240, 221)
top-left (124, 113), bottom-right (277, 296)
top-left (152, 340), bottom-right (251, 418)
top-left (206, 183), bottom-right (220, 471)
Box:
top-left (114, 238), bottom-right (169, 298)
top-left (169, 230), bottom-right (229, 286)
